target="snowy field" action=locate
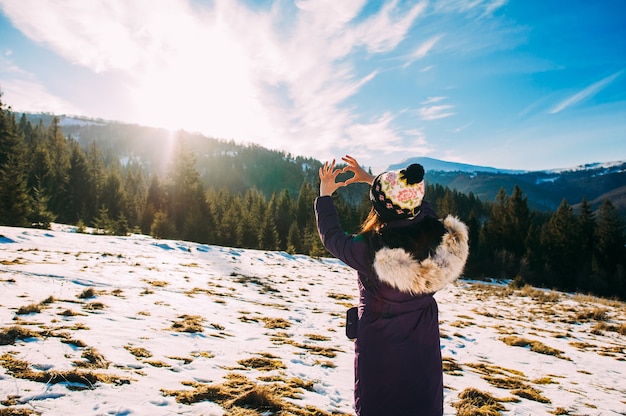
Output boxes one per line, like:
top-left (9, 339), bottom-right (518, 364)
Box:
top-left (0, 225), bottom-right (625, 415)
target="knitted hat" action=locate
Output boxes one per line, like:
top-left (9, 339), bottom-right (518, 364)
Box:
top-left (370, 163), bottom-right (425, 221)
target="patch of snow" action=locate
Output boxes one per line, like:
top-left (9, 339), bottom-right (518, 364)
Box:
top-left (0, 224), bottom-right (624, 415)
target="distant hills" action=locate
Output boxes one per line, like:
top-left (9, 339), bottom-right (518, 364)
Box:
top-left (392, 157), bottom-right (626, 214)
top-left (21, 113), bottom-right (626, 217)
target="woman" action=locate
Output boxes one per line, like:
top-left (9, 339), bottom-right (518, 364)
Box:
top-left (315, 155), bottom-right (469, 416)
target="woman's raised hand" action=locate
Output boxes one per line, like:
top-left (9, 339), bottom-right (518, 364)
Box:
top-left (319, 159), bottom-right (346, 196)
top-left (341, 155), bottom-right (375, 185)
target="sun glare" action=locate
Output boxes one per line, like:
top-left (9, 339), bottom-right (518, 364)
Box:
top-left (129, 19), bottom-right (272, 144)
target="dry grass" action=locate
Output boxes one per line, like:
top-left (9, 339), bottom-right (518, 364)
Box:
top-left (0, 352), bottom-right (131, 390)
top-left (0, 406), bottom-right (41, 416)
top-left (161, 372), bottom-right (345, 415)
top-left (518, 285), bottom-right (562, 303)
top-left (574, 307), bottom-right (609, 322)
top-left (500, 336), bottom-right (567, 359)
top-left (15, 303), bottom-right (44, 315)
top-left (327, 292), bottom-right (353, 301)
top-left (125, 345), bottom-right (153, 358)
top-left (305, 333), bottom-right (330, 342)
top-left (0, 326), bottom-right (42, 345)
top-left (73, 347), bottom-right (110, 369)
top-left (511, 386), bottom-right (551, 403)
top-left (170, 315), bottom-right (205, 333)
top-left (58, 308), bottom-right (84, 317)
top-left (442, 356), bottom-right (463, 376)
top-left (238, 353), bottom-right (286, 371)
top-left (77, 287), bottom-right (96, 299)
top-left (234, 275), bottom-right (279, 294)
top-left (453, 388), bottom-right (507, 416)
top-left (270, 336), bottom-right (341, 358)
top-left (15, 296), bottom-right (58, 315)
top-left (465, 361), bottom-right (555, 404)
top-left (143, 279), bottom-right (169, 287)
top-left (261, 317), bottom-right (291, 329)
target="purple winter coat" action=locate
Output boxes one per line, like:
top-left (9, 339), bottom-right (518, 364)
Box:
top-left (315, 196), bottom-right (469, 416)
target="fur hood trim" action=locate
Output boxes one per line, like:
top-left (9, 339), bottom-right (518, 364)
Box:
top-left (372, 215), bottom-right (469, 295)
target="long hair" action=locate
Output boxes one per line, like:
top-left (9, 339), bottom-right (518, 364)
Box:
top-left (360, 207), bottom-right (384, 234)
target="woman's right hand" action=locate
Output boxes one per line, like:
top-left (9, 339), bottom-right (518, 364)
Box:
top-left (341, 155), bottom-right (375, 185)
top-left (319, 159), bottom-right (346, 196)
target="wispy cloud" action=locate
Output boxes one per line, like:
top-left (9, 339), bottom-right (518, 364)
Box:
top-left (402, 34), bottom-right (443, 68)
top-left (418, 97), bottom-right (455, 120)
top-left (1, 78), bottom-right (82, 114)
top-left (422, 96), bottom-right (448, 105)
top-left (0, 0), bottom-right (430, 161)
top-left (434, 0), bottom-right (507, 18)
top-left (549, 70), bottom-right (624, 114)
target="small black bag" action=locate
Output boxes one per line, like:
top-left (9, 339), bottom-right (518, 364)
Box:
top-left (346, 306), bottom-right (358, 340)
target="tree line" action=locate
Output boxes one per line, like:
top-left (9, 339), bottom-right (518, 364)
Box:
top-left (1, 94), bottom-right (624, 300)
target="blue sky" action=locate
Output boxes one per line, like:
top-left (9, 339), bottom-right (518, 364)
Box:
top-left (0, 0), bottom-right (624, 172)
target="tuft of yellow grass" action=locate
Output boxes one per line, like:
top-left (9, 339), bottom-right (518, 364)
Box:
top-left (161, 372), bottom-right (339, 415)
top-left (499, 336), bottom-right (567, 359)
top-left (453, 387), bottom-right (507, 416)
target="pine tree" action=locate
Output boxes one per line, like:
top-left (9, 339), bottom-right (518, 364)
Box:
top-left (286, 221), bottom-right (301, 254)
top-left (506, 185), bottom-right (531, 258)
top-left (123, 160), bottom-right (147, 228)
top-left (258, 198), bottom-right (279, 251)
top-left (165, 137), bottom-right (208, 240)
top-left (45, 117), bottom-right (71, 218)
top-left (272, 190), bottom-right (294, 251)
top-left (85, 141), bottom-right (105, 222)
top-left (150, 211), bottom-right (175, 239)
top-left (577, 197), bottom-right (596, 291)
top-left (486, 188), bottom-right (508, 250)
top-left (540, 199), bottom-right (582, 291)
top-left (437, 189), bottom-right (458, 217)
top-left (66, 139), bottom-right (91, 223)
top-left (93, 206), bottom-right (113, 235)
top-left (239, 188), bottom-right (266, 248)
top-left (594, 199), bottom-right (624, 271)
top-left (141, 174), bottom-right (166, 234)
top-left (100, 169), bottom-right (127, 222)
top-left (29, 182), bottom-right (56, 229)
top-left (0, 95), bottom-right (31, 226)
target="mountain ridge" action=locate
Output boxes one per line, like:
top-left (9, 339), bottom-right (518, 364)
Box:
top-left (390, 156), bottom-right (626, 175)
top-left (389, 156), bottom-right (626, 214)
top-left (20, 113), bottom-right (626, 216)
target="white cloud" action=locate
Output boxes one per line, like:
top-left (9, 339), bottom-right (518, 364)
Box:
top-left (402, 34), bottom-right (443, 68)
top-left (422, 96), bottom-right (448, 105)
top-left (418, 104), bottom-right (455, 120)
top-left (1, 78), bottom-right (83, 114)
top-left (0, 0), bottom-right (431, 162)
top-left (549, 70), bottom-right (624, 114)
top-left (434, 0), bottom-right (507, 17)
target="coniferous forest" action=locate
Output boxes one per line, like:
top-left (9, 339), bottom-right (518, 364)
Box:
top-left (0, 94), bottom-right (624, 300)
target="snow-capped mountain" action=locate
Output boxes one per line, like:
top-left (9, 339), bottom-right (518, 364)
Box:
top-left (390, 157), bottom-right (626, 214)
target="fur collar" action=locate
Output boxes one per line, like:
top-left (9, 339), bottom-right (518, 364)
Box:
top-left (372, 215), bottom-right (469, 295)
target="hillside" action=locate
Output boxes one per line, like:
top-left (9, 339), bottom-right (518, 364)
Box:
top-left (394, 157), bottom-right (626, 214)
top-left (20, 113), bottom-right (626, 216)
top-left (1, 224), bottom-right (625, 415)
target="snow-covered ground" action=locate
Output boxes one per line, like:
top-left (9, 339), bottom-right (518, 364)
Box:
top-left (1, 225), bottom-right (624, 415)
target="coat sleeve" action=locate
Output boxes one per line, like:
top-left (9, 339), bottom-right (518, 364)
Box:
top-left (315, 196), bottom-right (371, 274)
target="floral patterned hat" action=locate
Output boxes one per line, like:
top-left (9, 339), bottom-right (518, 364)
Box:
top-left (369, 163), bottom-right (425, 221)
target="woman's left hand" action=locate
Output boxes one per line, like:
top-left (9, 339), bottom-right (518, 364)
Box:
top-left (319, 160), bottom-right (346, 196)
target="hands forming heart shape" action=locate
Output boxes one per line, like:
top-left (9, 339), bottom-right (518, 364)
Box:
top-left (318, 155), bottom-right (376, 197)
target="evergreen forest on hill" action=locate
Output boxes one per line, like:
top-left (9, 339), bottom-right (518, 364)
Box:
top-left (0, 94), bottom-right (624, 300)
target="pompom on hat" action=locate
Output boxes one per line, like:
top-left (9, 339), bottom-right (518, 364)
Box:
top-left (370, 163), bottom-right (426, 221)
